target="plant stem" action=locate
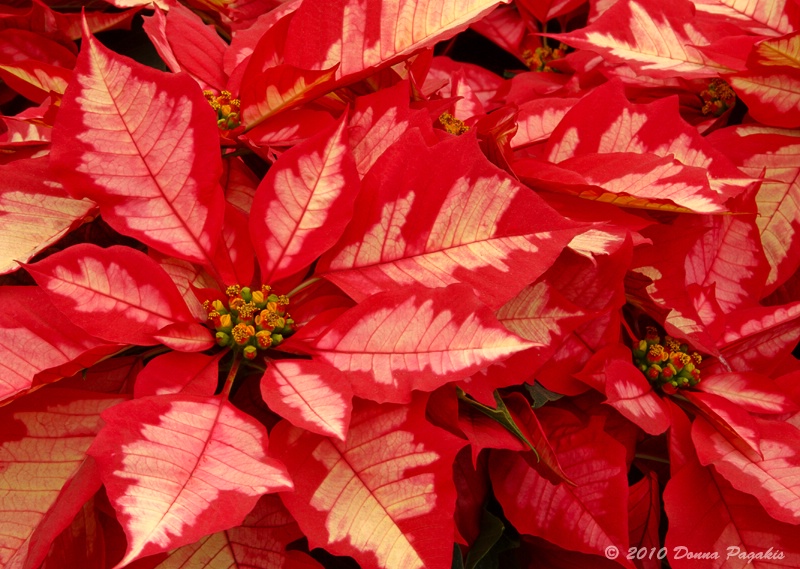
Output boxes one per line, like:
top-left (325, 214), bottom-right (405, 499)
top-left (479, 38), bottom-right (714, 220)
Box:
top-left (223, 147), bottom-right (254, 160)
top-left (244, 361), bottom-right (267, 373)
top-left (635, 453), bottom-right (670, 464)
top-left (220, 352), bottom-right (242, 399)
top-left (138, 345), bottom-right (172, 360)
top-left (287, 277), bottom-right (321, 298)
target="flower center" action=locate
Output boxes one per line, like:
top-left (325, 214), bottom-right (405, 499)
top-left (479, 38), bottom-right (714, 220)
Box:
top-left (438, 112), bottom-right (469, 136)
top-left (203, 90), bottom-right (241, 130)
top-left (633, 326), bottom-right (702, 394)
top-left (522, 43), bottom-right (568, 72)
top-left (699, 79), bottom-right (736, 116)
top-left (204, 284), bottom-right (295, 360)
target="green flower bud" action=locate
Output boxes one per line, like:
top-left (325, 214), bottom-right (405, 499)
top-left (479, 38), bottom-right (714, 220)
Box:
top-left (215, 331), bottom-right (231, 347)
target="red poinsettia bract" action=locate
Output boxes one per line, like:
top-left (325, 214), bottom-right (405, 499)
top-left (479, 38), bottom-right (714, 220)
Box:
top-left (2, 0), bottom-right (800, 568)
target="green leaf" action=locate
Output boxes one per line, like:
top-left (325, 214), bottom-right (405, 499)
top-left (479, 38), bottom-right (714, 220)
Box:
top-left (456, 388), bottom-right (540, 462)
top-left (452, 543), bottom-right (465, 569)
top-left (465, 510), bottom-right (505, 569)
top-left (525, 381), bottom-right (564, 408)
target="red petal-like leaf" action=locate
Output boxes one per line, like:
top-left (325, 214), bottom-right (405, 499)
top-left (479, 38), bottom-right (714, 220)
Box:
top-left (452, 447), bottom-right (488, 546)
top-left (39, 496), bottom-right (106, 569)
top-left (148, 494), bottom-right (322, 569)
top-left (458, 399), bottom-right (527, 465)
top-left (271, 395), bottom-right (463, 569)
top-left (663, 283), bottom-right (726, 356)
top-left (714, 300), bottom-right (800, 376)
top-left (752, 32), bottom-right (800, 66)
top-left (0, 59), bottom-right (70, 103)
top-left (88, 394), bottom-right (293, 567)
top-left (496, 280), bottom-right (591, 348)
top-left (540, 81), bottom-right (746, 208)
top-left (521, 152), bottom-right (725, 213)
top-left (134, 352), bottom-right (221, 398)
top-left (665, 453), bottom-right (800, 568)
top-left (57, 6), bottom-right (142, 41)
top-left (502, 393), bottom-right (572, 484)
top-left (208, 203), bottom-right (255, 289)
top-left (536, 245), bottom-right (631, 394)
top-left (428, 57), bottom-right (503, 110)
top-left (0, 28), bottom-right (76, 68)
top-left (604, 359), bottom-right (671, 436)
top-left (460, 280), bottom-right (592, 401)
top-left (142, 4), bottom-right (227, 91)
top-left (152, 322), bottom-right (216, 353)
top-left (26, 244), bottom-right (195, 346)
top-left (22, 458), bottom-right (103, 569)
top-left (490, 409), bottom-right (631, 562)
top-left (222, 156), bottom-right (259, 215)
top-left (244, 107), bottom-right (338, 149)
top-left (283, 0), bottom-right (509, 83)
top-left (318, 131), bottom-right (582, 309)
top-left (0, 389), bottom-right (124, 569)
top-left (628, 472), bottom-right (660, 569)
top-left (309, 284), bottom-right (535, 403)
top-left (348, 80), bottom-right (436, 177)
top-left (234, 8), bottom-right (337, 131)
top-left (151, 251), bottom-right (220, 322)
top-left (0, 112), bottom-right (52, 149)
top-left (511, 97), bottom-right (579, 149)
top-left (697, 371), bottom-right (798, 415)
top-left (553, 0), bottom-right (732, 78)
top-left (240, 63), bottom-right (337, 130)
top-left (693, 0), bottom-right (799, 35)
top-left (685, 391), bottom-right (763, 462)
top-left (260, 359), bottom-right (353, 441)
top-left (692, 416), bottom-right (800, 525)
top-left (250, 115), bottom-right (360, 283)
top-left (0, 157), bottom-right (94, 275)
top-left (709, 125), bottom-right (800, 295)
top-left (518, 0), bottom-right (585, 22)
top-left (469, 4), bottom-right (526, 56)
top-left (0, 287), bottom-right (116, 403)
top-left (50, 24), bottom-right (225, 264)
top-left (58, 355), bottom-right (141, 395)
top-left (730, 66), bottom-right (800, 128)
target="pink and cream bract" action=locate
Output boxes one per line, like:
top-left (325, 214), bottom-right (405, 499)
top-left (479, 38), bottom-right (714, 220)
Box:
top-left (2, 0), bottom-right (800, 568)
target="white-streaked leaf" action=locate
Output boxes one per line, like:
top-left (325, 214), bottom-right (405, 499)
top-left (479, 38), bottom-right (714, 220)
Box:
top-left (88, 395), bottom-right (293, 567)
top-left (309, 284), bottom-right (536, 403)
top-left (50, 25), bottom-right (224, 264)
top-left (260, 359), bottom-right (353, 441)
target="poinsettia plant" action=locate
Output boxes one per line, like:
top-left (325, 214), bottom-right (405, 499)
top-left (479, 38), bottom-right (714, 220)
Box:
top-left (2, 0), bottom-right (800, 567)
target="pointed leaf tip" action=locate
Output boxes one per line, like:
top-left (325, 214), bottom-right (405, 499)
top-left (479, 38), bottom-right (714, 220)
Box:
top-left (310, 284), bottom-right (536, 403)
top-left (51, 27), bottom-right (225, 264)
top-left (90, 395), bottom-right (292, 567)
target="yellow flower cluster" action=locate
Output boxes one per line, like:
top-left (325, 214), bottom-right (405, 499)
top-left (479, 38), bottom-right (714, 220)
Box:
top-left (633, 327), bottom-right (702, 393)
top-left (204, 284), bottom-right (295, 360)
top-left (203, 90), bottom-right (241, 130)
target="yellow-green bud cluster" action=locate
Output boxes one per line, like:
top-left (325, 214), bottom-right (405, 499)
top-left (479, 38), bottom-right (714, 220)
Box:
top-left (632, 327), bottom-right (701, 394)
top-left (203, 90), bottom-right (241, 130)
top-left (438, 112), bottom-right (469, 136)
top-left (700, 79), bottom-right (736, 117)
top-left (523, 43), bottom-right (568, 72)
top-left (204, 284), bottom-right (295, 360)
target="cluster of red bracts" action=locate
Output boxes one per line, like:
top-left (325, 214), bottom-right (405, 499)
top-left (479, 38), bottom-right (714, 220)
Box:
top-left (204, 284), bottom-right (296, 360)
top-left (633, 326), bottom-right (702, 393)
